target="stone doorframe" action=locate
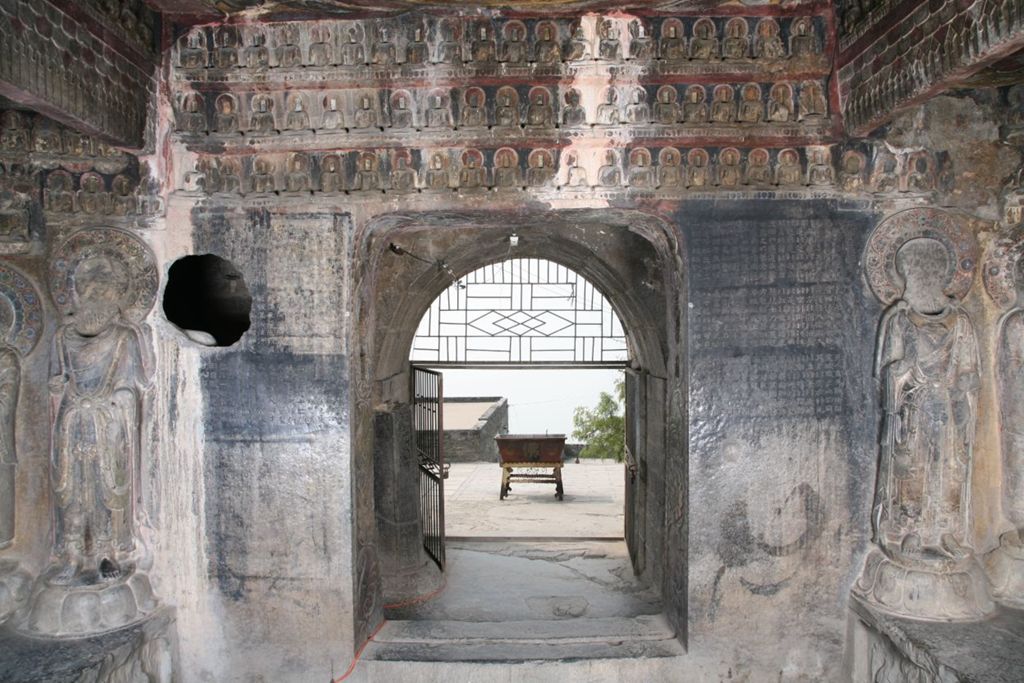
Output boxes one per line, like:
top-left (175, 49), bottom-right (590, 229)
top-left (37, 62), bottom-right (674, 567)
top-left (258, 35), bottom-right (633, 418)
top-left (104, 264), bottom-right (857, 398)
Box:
top-left (349, 209), bottom-right (690, 648)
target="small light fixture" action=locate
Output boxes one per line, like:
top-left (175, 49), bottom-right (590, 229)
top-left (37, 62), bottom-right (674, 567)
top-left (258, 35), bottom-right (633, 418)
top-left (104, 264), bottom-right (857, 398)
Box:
top-left (509, 233), bottom-right (519, 247)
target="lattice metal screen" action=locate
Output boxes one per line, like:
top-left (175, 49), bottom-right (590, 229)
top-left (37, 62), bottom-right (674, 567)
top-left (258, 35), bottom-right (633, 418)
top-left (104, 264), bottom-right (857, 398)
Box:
top-left (411, 258), bottom-right (628, 365)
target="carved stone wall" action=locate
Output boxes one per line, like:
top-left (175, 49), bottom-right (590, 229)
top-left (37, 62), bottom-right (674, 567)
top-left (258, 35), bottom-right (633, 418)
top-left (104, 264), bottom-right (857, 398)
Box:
top-left (0, 0), bottom-right (157, 149)
top-left (838, 0), bottom-right (1024, 134)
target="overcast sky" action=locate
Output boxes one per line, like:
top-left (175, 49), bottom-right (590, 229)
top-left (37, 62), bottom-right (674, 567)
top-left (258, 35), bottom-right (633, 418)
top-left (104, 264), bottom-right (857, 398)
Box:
top-left (439, 368), bottom-right (623, 437)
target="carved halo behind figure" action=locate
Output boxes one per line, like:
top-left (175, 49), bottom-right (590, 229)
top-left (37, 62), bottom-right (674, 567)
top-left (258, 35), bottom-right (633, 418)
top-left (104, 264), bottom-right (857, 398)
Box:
top-left (0, 263), bottom-right (43, 357)
top-left (983, 224), bottom-right (1024, 308)
top-left (863, 207), bottom-right (979, 305)
top-left (49, 228), bottom-right (159, 322)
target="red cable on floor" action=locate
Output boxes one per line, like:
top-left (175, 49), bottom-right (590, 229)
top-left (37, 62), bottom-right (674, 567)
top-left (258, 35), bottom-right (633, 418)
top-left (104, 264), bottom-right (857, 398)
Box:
top-left (331, 574), bottom-right (448, 682)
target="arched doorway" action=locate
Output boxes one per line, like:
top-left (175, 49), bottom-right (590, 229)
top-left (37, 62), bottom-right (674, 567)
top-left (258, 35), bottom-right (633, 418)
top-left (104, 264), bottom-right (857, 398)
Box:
top-left (350, 209), bottom-right (688, 653)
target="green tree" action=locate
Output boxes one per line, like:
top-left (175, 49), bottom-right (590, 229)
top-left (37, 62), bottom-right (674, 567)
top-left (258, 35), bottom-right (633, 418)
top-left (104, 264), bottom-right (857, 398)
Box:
top-left (571, 377), bottom-right (625, 462)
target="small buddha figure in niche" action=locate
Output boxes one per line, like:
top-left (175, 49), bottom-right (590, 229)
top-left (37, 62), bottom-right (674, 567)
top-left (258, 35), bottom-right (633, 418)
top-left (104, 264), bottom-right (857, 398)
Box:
top-left (437, 23), bottom-right (462, 65)
top-left (905, 154), bottom-right (934, 192)
top-left (722, 19), bottom-right (749, 60)
top-left (285, 96), bottom-right (310, 131)
top-left (179, 93), bottom-right (207, 134)
top-left (596, 89), bottom-right (620, 126)
top-left (459, 152), bottom-right (486, 190)
top-left (654, 86), bottom-right (681, 125)
top-left (353, 95), bottom-right (379, 129)
top-left (754, 19), bottom-right (785, 60)
top-left (689, 20), bottom-right (719, 60)
top-left (319, 155), bottom-right (344, 193)
top-left (790, 18), bottom-right (819, 58)
top-left (0, 112), bottom-right (28, 152)
top-left (244, 31), bottom-right (270, 69)
top-left (214, 94), bottom-right (239, 135)
top-left (494, 90), bottom-right (520, 128)
top-left (501, 23), bottom-right (528, 64)
top-left (341, 28), bottom-right (366, 66)
top-left (682, 86), bottom-right (708, 124)
top-left (526, 91), bottom-right (554, 129)
top-left (110, 175), bottom-right (136, 216)
top-left (687, 149), bottom-right (710, 187)
top-left (870, 149), bottom-right (900, 192)
top-left (218, 160), bottom-right (241, 194)
top-left (562, 89), bottom-right (587, 127)
top-left (492, 149), bottom-right (521, 189)
top-left (179, 31), bottom-right (207, 69)
top-left (838, 151), bottom-right (866, 192)
top-left (45, 172), bottom-right (75, 213)
top-left (598, 20), bottom-right (622, 61)
top-left (774, 148), bottom-right (802, 186)
top-left (565, 153), bottom-right (588, 187)
top-left (423, 153), bottom-right (450, 190)
top-left (798, 81), bottom-right (828, 120)
top-left (710, 86), bottom-right (737, 123)
top-left (625, 89), bottom-right (651, 125)
top-left (657, 148), bottom-right (685, 188)
top-left (565, 24), bottom-right (591, 61)
top-left (526, 150), bottom-right (555, 188)
top-left (308, 27), bottom-right (333, 66)
top-left (406, 27), bottom-right (429, 65)
top-left (249, 96), bottom-right (276, 134)
top-left (214, 28), bottom-right (239, 69)
top-left (372, 27), bottom-right (397, 66)
top-left (390, 94), bottom-right (414, 130)
top-left (659, 21), bottom-right (686, 61)
top-left (806, 148), bottom-right (834, 185)
top-left (597, 150), bottom-right (622, 187)
top-left (251, 157), bottom-right (276, 193)
top-left (276, 25), bottom-right (302, 68)
top-left (872, 238), bottom-right (979, 559)
top-left (471, 25), bottom-right (497, 63)
top-left (353, 154), bottom-right (381, 192)
top-left (460, 90), bottom-right (487, 129)
top-left (534, 23), bottom-right (561, 64)
top-left (716, 148), bottom-right (742, 187)
top-left (321, 96), bottom-right (346, 131)
top-left (33, 118), bottom-right (63, 154)
top-left (426, 93), bottom-right (452, 129)
top-left (390, 154), bottom-right (416, 193)
top-left (285, 154), bottom-right (311, 193)
top-left (737, 84), bottom-right (763, 124)
top-left (627, 149), bottom-right (655, 188)
top-left (768, 83), bottom-right (794, 122)
top-left (744, 148), bottom-right (772, 185)
top-left (63, 128), bottom-right (92, 157)
top-left (77, 173), bottom-right (109, 214)
top-left (629, 20), bottom-right (654, 60)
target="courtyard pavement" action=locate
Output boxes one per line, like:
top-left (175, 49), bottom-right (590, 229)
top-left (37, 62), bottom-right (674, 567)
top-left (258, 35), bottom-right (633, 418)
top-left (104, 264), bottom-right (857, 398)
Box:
top-left (445, 460), bottom-right (625, 539)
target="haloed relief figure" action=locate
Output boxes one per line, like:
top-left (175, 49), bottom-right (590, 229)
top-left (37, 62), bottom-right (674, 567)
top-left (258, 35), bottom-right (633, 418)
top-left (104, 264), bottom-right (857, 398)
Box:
top-left (0, 298), bottom-right (19, 549)
top-left (49, 255), bottom-right (152, 583)
top-left (873, 238), bottom-right (978, 560)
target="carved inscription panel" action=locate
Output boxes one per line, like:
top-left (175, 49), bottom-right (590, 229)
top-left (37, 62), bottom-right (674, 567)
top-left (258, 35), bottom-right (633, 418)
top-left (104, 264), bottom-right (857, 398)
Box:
top-left (689, 211), bottom-right (860, 421)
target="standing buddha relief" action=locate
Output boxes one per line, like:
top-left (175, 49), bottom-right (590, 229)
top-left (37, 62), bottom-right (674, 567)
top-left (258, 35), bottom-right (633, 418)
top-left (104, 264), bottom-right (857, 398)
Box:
top-left (854, 208), bottom-right (994, 621)
top-left (982, 224), bottom-right (1024, 606)
top-left (25, 227), bottom-right (159, 636)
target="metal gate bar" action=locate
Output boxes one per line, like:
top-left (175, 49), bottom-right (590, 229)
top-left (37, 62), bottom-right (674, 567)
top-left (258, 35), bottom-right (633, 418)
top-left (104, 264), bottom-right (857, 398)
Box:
top-left (413, 367), bottom-right (445, 569)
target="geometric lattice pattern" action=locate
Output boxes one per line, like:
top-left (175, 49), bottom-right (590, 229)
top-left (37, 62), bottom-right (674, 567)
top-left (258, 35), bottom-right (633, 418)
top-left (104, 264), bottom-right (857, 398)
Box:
top-left (411, 258), bottom-right (628, 365)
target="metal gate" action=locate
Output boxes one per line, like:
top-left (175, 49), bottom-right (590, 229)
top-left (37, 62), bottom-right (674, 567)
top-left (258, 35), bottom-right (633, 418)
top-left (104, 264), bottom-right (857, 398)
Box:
top-left (624, 369), bottom-right (645, 575)
top-left (413, 366), bottom-right (446, 569)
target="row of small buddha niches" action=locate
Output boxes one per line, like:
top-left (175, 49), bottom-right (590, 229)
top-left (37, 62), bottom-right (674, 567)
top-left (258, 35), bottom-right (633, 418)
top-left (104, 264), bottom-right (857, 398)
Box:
top-left (0, 0), bottom-right (1022, 680)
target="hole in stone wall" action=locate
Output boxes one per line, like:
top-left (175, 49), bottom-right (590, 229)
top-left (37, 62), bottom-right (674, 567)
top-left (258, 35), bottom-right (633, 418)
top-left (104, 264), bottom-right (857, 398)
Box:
top-left (163, 254), bottom-right (252, 347)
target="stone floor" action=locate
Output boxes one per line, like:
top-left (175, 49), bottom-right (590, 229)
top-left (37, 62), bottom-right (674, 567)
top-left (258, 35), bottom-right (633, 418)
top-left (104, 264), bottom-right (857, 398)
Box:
top-left (445, 460), bottom-right (625, 539)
